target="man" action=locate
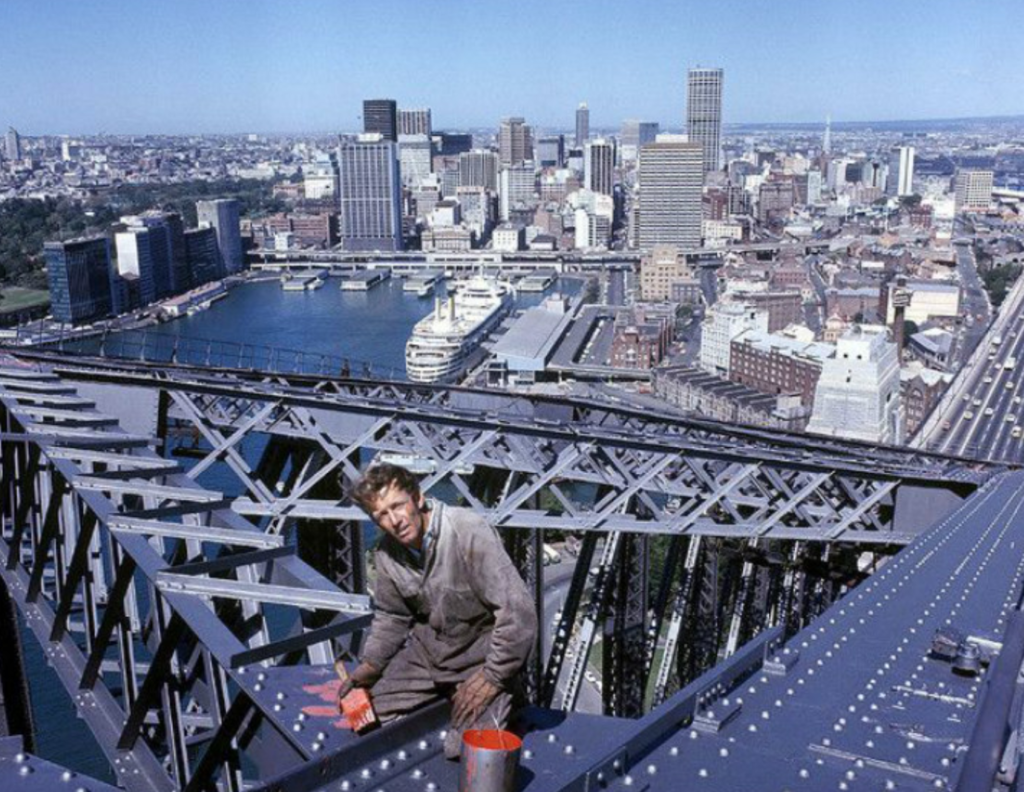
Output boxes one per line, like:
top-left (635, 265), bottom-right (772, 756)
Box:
top-left (338, 463), bottom-right (537, 758)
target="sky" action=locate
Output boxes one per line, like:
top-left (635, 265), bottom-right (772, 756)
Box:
top-left (0, 0), bottom-right (1019, 135)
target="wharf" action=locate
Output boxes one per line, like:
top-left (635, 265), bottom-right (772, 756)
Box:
top-left (340, 269), bottom-right (391, 291)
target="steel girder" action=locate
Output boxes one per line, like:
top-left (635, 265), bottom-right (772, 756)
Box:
top-left (0, 352), bottom-right (1002, 791)
top-left (0, 364), bottom-right (374, 792)
top-left (21, 355), bottom-right (988, 547)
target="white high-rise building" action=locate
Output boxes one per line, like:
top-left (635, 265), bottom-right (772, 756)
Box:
top-left (887, 146), bottom-right (915, 197)
top-left (700, 302), bottom-right (769, 374)
top-left (584, 138), bottom-right (615, 196)
top-left (498, 163), bottom-right (536, 221)
top-left (807, 325), bottom-right (901, 444)
top-left (637, 135), bottom-right (703, 250)
top-left (337, 134), bottom-right (402, 252)
top-left (686, 67), bottom-right (723, 174)
top-left (398, 134), bottom-right (433, 188)
top-left (954, 169), bottom-right (994, 213)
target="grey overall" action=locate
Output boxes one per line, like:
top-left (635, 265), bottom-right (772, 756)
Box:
top-left (360, 501), bottom-right (538, 758)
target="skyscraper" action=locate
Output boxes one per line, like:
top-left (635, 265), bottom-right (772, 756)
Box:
top-left (686, 68), bottom-right (724, 175)
top-left (536, 135), bottom-right (564, 168)
top-left (823, 115), bottom-right (832, 155)
top-left (398, 134), bottom-right (433, 188)
top-left (637, 135), bottom-right (703, 250)
top-left (584, 138), bottom-right (615, 197)
top-left (337, 134), bottom-right (402, 252)
top-left (197, 199), bottom-right (244, 274)
top-left (397, 108), bottom-right (432, 137)
top-left (363, 99), bottom-right (398, 142)
top-left (5, 127), bottom-right (21, 161)
top-left (887, 146), bottom-right (915, 197)
top-left (44, 236), bottom-right (113, 325)
top-left (620, 120), bottom-right (660, 162)
top-left (115, 228), bottom-right (158, 306)
top-left (121, 211), bottom-right (188, 297)
top-left (498, 117), bottom-right (533, 167)
top-left (459, 150), bottom-right (499, 191)
top-left (575, 102), bottom-right (590, 148)
top-left (184, 226), bottom-right (225, 286)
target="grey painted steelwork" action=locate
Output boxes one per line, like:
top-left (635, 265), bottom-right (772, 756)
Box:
top-left (1, 350), bottom-right (1020, 791)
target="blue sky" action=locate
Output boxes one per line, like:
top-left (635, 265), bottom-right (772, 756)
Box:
top-left (0, 0), bottom-right (1018, 135)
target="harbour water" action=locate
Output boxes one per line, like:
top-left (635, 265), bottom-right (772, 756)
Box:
top-left (21, 272), bottom-right (577, 781)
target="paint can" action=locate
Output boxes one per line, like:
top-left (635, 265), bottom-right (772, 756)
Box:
top-left (459, 729), bottom-right (522, 792)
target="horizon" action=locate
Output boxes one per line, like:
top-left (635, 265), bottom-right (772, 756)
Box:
top-left (9, 112), bottom-right (1024, 141)
top-left (1, 0), bottom-right (1020, 136)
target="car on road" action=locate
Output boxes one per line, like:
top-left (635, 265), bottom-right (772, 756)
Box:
top-left (964, 411), bottom-right (974, 420)
top-left (984, 376), bottom-right (993, 384)
top-left (1014, 426), bottom-right (1023, 439)
top-left (985, 407), bottom-right (995, 417)
top-left (974, 398), bottom-right (983, 407)
top-left (1008, 414), bottom-right (1017, 424)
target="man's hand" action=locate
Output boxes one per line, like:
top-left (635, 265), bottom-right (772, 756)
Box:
top-left (451, 670), bottom-right (501, 729)
top-left (337, 661), bottom-right (382, 706)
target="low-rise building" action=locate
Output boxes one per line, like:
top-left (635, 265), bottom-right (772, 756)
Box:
top-left (730, 330), bottom-right (833, 407)
top-left (653, 366), bottom-right (810, 431)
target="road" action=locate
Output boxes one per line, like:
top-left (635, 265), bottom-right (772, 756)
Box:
top-left (923, 262), bottom-right (1024, 461)
top-left (949, 233), bottom-right (991, 369)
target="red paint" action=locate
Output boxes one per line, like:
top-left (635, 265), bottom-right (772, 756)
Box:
top-left (463, 729), bottom-right (522, 751)
top-left (302, 679), bottom-right (343, 702)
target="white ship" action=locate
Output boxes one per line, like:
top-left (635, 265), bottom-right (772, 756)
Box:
top-left (405, 276), bottom-right (513, 384)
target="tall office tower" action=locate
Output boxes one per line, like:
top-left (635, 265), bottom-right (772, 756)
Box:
top-left (584, 138), bottom-right (615, 196)
top-left (498, 117), bottom-right (533, 167)
top-left (458, 150), bottom-right (499, 191)
top-left (637, 135), bottom-right (703, 250)
top-left (807, 325), bottom-right (901, 444)
top-left (184, 226), bottom-right (225, 286)
top-left (437, 132), bottom-right (473, 156)
top-left (620, 120), bottom-right (660, 162)
top-left (686, 67), bottom-right (724, 175)
top-left (337, 134), bottom-right (402, 252)
top-left (536, 135), bottom-right (565, 168)
top-left (121, 211), bottom-right (188, 297)
top-left (398, 134), bottom-right (433, 188)
top-left (954, 169), bottom-right (994, 213)
top-left (887, 146), bottom-right (915, 197)
top-left (197, 199), bottom-right (244, 274)
top-left (397, 108), bottom-right (432, 137)
top-left (115, 228), bottom-right (157, 306)
top-left (576, 102), bottom-right (590, 147)
top-left (823, 115), bottom-right (832, 155)
top-left (5, 127), bottom-right (21, 160)
top-left (498, 163), bottom-right (536, 221)
top-left (363, 99), bottom-right (398, 141)
top-left (44, 236), bottom-right (113, 325)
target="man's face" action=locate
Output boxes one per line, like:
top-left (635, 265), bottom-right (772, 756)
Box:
top-left (366, 482), bottom-right (427, 550)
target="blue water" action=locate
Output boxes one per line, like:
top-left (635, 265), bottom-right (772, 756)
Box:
top-left (22, 273), bottom-right (577, 782)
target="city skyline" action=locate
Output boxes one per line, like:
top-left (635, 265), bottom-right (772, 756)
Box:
top-left (0, 0), bottom-right (1019, 135)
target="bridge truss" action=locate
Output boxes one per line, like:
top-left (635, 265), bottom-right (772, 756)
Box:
top-left (0, 349), bottom-right (1008, 792)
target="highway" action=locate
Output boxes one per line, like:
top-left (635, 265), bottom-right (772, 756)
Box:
top-left (922, 262), bottom-right (1024, 461)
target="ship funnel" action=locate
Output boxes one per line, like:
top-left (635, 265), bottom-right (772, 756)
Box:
top-left (435, 296), bottom-right (443, 320)
top-left (448, 295), bottom-right (456, 321)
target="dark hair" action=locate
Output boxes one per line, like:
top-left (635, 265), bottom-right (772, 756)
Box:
top-left (350, 463), bottom-right (421, 512)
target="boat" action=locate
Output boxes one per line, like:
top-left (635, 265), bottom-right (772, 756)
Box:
top-left (405, 275), bottom-right (513, 384)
